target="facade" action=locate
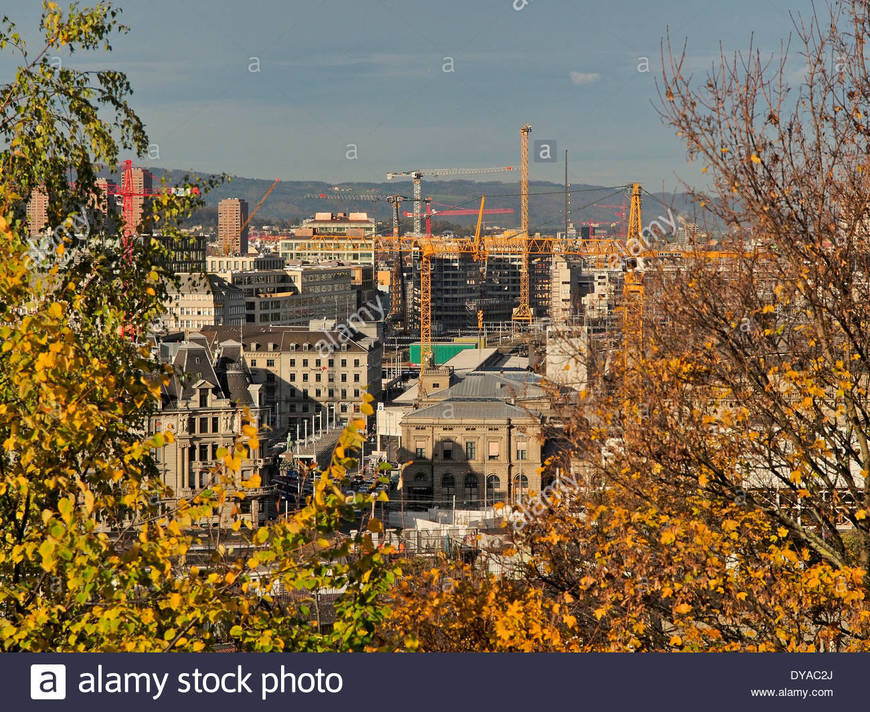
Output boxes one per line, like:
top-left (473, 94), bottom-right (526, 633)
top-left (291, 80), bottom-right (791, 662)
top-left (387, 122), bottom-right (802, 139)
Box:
top-left (128, 166), bottom-right (152, 234)
top-left (207, 252), bottom-right (285, 277)
top-left (199, 324), bottom-right (383, 441)
top-left (400, 400), bottom-right (542, 508)
top-left (159, 233), bottom-right (207, 274)
top-left (26, 189), bottom-right (49, 236)
top-left (218, 198), bottom-right (249, 256)
top-left (549, 255), bottom-right (586, 323)
top-left (231, 264), bottom-right (360, 326)
top-left (162, 273), bottom-right (245, 331)
top-left (399, 372), bottom-right (549, 508)
top-left (279, 212), bottom-right (377, 265)
top-left (146, 337), bottom-right (271, 526)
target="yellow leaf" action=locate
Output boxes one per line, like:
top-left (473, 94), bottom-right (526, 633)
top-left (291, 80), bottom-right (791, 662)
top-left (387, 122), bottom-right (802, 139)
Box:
top-left (856, 509), bottom-right (867, 521)
top-left (674, 603), bottom-right (692, 615)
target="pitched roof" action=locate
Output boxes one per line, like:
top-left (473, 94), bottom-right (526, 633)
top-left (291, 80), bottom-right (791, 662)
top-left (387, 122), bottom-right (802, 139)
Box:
top-left (401, 400), bottom-right (536, 423)
top-left (428, 372), bottom-right (546, 401)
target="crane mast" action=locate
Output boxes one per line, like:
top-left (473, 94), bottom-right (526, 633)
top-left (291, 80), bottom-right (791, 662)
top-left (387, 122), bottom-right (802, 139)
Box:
top-left (512, 124), bottom-right (533, 322)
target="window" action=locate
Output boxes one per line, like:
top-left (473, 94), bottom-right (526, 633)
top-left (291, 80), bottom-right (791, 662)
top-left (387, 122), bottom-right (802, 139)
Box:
top-left (341, 389), bottom-right (347, 399)
top-left (341, 359), bottom-right (347, 367)
top-left (212, 416), bottom-right (219, 433)
top-left (464, 473), bottom-right (479, 490)
top-left (354, 359), bottom-right (360, 367)
top-left (315, 359), bottom-right (321, 367)
top-left (516, 447), bottom-right (527, 461)
top-left (488, 441), bottom-right (500, 460)
top-left (514, 474), bottom-right (529, 502)
top-left (290, 373), bottom-right (296, 382)
top-left (290, 404), bottom-right (296, 412)
top-left (250, 359), bottom-right (257, 367)
top-left (199, 444), bottom-right (208, 461)
top-left (188, 416), bottom-right (196, 434)
top-left (441, 473), bottom-right (455, 492)
top-left (486, 474), bottom-right (500, 505)
top-left (290, 358), bottom-right (295, 367)
top-left (465, 441), bottom-right (476, 460)
top-left (315, 373), bottom-right (321, 382)
top-left (303, 359), bottom-right (309, 367)
top-left (199, 417), bottom-right (208, 433)
top-left (267, 359), bottom-right (275, 367)
top-left (211, 443), bottom-right (219, 459)
top-left (353, 373), bottom-right (360, 382)
top-left (328, 359), bottom-right (334, 367)
top-left (443, 446), bottom-right (453, 460)
top-left (199, 389), bottom-right (208, 407)
top-left (415, 447), bottom-right (425, 458)
top-left (341, 373), bottom-right (347, 383)
top-left (303, 373), bottom-right (309, 382)
top-left (188, 470), bottom-right (196, 489)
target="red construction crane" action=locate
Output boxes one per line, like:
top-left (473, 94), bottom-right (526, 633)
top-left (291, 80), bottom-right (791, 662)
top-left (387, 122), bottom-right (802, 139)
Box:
top-left (106, 160), bottom-right (201, 259)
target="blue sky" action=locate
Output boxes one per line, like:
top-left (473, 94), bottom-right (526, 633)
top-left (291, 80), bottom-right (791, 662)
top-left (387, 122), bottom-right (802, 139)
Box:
top-left (5, 0), bottom-right (811, 191)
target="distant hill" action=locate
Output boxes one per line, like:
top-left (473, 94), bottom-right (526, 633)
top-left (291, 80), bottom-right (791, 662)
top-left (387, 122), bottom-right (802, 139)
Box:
top-left (146, 168), bottom-right (710, 234)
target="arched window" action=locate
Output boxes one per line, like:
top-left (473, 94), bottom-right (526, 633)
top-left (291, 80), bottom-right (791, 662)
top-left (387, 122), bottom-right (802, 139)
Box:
top-left (441, 473), bottom-right (455, 492)
top-left (485, 474), bottom-right (500, 505)
top-left (513, 474), bottom-right (528, 503)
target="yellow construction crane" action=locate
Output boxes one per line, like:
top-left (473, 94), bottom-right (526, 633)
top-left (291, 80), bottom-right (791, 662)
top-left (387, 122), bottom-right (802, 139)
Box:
top-left (512, 123), bottom-right (534, 323)
top-left (294, 184), bottom-right (755, 378)
top-left (622, 183), bottom-right (645, 360)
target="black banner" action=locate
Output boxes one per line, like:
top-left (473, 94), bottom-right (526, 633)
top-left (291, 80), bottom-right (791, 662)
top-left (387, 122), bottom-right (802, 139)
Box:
top-left (9, 653), bottom-right (862, 710)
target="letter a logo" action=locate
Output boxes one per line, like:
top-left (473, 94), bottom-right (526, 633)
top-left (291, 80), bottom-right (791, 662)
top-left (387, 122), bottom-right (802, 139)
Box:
top-left (30, 664), bottom-right (66, 700)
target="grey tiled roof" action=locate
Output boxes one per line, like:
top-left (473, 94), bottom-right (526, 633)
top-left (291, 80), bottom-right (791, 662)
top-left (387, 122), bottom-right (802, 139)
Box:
top-left (429, 373), bottom-right (545, 401)
top-left (198, 325), bottom-right (369, 353)
top-left (402, 400), bottom-right (537, 423)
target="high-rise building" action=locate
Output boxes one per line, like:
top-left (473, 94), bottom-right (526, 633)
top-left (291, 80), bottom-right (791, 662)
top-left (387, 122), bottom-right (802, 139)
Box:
top-left (218, 198), bottom-right (249, 256)
top-left (26, 189), bottom-right (49, 236)
top-left (127, 166), bottom-right (152, 233)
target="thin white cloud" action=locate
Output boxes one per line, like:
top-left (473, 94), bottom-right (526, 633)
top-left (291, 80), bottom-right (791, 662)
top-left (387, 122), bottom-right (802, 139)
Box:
top-left (570, 71), bottom-right (600, 85)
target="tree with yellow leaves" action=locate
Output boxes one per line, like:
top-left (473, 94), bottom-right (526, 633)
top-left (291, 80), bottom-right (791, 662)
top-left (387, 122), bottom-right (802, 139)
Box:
top-left (385, 0), bottom-right (870, 652)
top-left (0, 3), bottom-right (397, 652)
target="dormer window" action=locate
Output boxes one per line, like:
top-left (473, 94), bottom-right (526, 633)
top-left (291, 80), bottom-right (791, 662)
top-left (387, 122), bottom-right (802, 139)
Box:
top-left (199, 388), bottom-right (208, 408)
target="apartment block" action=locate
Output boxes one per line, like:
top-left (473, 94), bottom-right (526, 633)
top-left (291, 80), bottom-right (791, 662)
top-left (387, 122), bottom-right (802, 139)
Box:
top-left (279, 212), bottom-right (376, 265)
top-left (26, 189), bottom-right (49, 236)
top-left (199, 324), bottom-right (383, 440)
top-left (162, 273), bottom-right (245, 331)
top-left (218, 198), bottom-right (249, 256)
